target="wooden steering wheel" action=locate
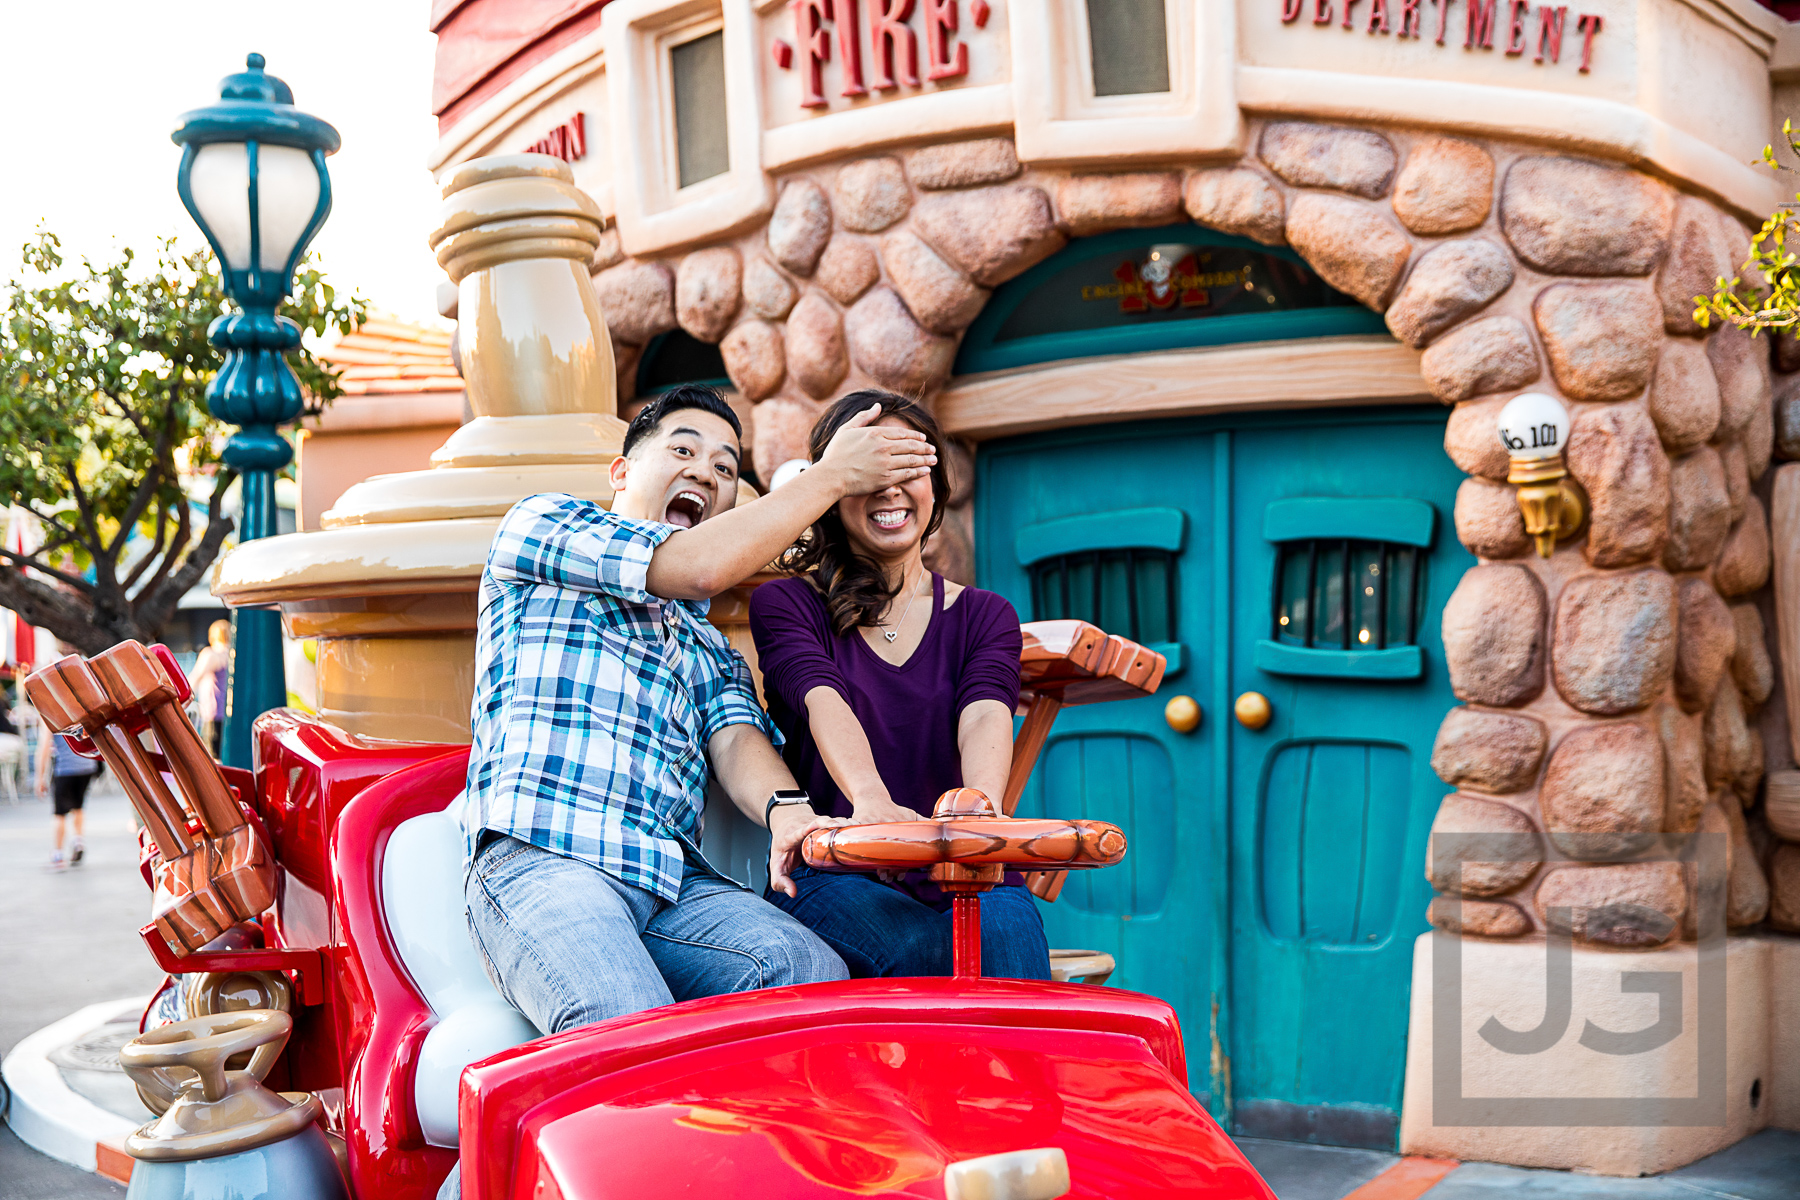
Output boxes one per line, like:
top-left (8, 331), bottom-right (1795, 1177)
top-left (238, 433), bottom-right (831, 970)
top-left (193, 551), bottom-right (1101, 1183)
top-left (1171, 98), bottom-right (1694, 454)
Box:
top-left (801, 788), bottom-right (1125, 977)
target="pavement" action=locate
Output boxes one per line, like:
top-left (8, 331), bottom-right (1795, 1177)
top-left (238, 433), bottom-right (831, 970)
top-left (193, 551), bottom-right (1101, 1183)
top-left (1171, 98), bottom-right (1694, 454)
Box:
top-left (2, 777), bottom-right (1797, 1200)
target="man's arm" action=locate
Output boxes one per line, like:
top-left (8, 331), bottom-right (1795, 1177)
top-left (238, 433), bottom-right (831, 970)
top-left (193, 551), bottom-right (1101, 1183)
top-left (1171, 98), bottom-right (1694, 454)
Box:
top-left (707, 722), bottom-right (842, 898)
top-left (646, 405), bottom-right (935, 600)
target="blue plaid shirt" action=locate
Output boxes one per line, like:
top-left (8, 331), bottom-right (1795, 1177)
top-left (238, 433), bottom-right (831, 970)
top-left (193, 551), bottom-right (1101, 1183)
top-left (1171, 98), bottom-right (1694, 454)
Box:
top-left (463, 493), bottom-right (779, 901)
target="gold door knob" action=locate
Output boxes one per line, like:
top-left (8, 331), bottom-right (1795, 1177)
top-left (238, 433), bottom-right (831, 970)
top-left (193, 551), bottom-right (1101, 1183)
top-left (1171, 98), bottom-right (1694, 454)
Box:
top-left (1234, 691), bottom-right (1272, 730)
top-left (1164, 695), bottom-right (1201, 734)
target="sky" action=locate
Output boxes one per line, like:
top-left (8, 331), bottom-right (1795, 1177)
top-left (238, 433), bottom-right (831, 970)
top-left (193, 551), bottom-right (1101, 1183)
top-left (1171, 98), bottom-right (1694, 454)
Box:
top-left (0, 1), bottom-right (447, 325)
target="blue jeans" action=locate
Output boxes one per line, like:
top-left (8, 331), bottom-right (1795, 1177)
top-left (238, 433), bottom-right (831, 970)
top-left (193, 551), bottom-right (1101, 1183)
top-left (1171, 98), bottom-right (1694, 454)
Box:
top-left (768, 867), bottom-right (1051, 980)
top-left (464, 835), bottom-right (848, 1034)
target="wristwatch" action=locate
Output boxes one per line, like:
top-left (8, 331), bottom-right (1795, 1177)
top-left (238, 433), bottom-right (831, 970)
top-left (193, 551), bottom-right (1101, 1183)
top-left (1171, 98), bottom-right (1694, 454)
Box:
top-left (765, 789), bottom-right (813, 828)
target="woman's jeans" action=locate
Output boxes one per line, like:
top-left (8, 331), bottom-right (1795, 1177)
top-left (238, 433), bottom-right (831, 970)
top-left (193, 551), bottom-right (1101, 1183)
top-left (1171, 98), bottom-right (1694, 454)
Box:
top-left (768, 866), bottom-right (1051, 980)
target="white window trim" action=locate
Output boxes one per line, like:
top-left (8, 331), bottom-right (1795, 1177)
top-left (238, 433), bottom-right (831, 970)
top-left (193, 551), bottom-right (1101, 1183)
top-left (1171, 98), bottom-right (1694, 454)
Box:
top-left (607, 0), bottom-right (773, 256)
top-left (1010, 0), bottom-right (1240, 163)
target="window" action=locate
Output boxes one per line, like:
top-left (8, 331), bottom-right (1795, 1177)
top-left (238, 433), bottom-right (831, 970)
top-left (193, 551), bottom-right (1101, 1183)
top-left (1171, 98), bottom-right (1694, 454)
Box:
top-left (1086, 0), bottom-right (1170, 96)
top-left (1272, 539), bottom-right (1421, 652)
top-left (1029, 548), bottom-right (1176, 645)
top-left (671, 30), bottom-right (728, 188)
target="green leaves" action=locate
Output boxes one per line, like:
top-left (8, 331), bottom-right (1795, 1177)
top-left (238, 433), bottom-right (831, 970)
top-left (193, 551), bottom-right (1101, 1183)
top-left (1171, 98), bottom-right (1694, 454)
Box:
top-left (0, 228), bottom-right (367, 653)
top-left (1698, 123), bottom-right (1800, 337)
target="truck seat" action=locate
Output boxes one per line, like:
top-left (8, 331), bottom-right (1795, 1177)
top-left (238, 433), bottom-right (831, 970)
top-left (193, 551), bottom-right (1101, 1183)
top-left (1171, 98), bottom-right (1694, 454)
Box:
top-left (381, 792), bottom-right (541, 1148)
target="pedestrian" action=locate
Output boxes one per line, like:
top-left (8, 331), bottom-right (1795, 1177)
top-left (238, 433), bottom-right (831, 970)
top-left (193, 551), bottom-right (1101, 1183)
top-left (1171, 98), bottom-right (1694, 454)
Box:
top-left (191, 619), bottom-right (231, 758)
top-left (37, 706), bottom-right (100, 868)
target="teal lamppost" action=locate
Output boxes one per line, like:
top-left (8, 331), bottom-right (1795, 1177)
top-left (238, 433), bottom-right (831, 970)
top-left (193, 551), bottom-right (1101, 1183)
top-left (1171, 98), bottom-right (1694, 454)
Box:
top-left (172, 54), bottom-right (339, 768)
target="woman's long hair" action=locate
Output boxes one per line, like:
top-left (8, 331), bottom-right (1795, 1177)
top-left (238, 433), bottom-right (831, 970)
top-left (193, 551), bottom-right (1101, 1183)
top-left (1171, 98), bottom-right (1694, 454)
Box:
top-left (781, 390), bottom-right (951, 636)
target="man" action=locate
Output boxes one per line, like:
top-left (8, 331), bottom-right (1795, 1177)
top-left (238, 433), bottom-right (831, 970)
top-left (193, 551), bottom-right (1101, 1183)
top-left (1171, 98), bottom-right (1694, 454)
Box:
top-left (460, 383), bottom-right (938, 1032)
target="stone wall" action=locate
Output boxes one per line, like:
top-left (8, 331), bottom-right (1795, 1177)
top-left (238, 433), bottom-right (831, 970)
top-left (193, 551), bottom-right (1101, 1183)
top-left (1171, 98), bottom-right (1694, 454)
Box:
top-left (583, 125), bottom-right (1796, 945)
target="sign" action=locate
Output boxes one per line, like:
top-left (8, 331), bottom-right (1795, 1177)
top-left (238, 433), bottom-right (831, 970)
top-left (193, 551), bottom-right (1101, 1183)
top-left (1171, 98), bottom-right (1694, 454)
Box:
top-left (773, 0), bottom-right (989, 109)
top-left (1085, 251), bottom-right (1255, 314)
top-left (525, 112), bottom-right (588, 162)
top-left (1280, 0), bottom-right (1604, 73)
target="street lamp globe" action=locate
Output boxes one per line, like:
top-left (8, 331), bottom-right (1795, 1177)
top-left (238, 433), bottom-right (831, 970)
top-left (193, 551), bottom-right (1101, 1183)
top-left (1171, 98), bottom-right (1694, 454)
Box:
top-left (171, 53), bottom-right (340, 767)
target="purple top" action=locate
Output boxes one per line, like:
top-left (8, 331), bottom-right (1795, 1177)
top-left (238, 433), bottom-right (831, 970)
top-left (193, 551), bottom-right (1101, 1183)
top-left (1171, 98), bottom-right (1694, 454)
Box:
top-left (751, 573), bottom-right (1024, 899)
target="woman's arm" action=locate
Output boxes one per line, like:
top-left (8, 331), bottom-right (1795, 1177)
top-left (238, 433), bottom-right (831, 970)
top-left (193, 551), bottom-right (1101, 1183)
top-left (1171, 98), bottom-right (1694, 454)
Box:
top-left (802, 686), bottom-right (920, 825)
top-left (956, 699), bottom-right (1014, 803)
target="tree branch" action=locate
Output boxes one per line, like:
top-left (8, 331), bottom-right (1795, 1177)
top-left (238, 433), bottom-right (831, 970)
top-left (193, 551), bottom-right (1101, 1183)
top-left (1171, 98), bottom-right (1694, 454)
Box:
top-left (0, 548), bottom-right (95, 594)
top-left (120, 498), bottom-right (171, 592)
top-left (136, 494), bottom-right (233, 633)
top-left (0, 568), bottom-right (116, 657)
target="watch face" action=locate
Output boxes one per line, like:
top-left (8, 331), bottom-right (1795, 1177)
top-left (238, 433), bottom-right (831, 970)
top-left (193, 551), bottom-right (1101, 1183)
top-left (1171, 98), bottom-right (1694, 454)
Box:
top-left (772, 790), bottom-right (809, 802)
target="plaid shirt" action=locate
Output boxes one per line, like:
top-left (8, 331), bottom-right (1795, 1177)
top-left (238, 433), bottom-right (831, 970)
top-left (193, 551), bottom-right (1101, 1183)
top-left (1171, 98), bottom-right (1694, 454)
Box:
top-left (463, 493), bottom-right (779, 901)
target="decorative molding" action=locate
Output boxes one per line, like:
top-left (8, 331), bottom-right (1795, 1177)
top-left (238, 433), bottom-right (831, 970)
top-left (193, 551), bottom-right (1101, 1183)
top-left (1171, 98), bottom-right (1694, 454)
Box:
top-left (935, 337), bottom-right (1430, 440)
top-left (762, 84), bottom-right (1014, 170)
top-left (428, 28), bottom-right (608, 172)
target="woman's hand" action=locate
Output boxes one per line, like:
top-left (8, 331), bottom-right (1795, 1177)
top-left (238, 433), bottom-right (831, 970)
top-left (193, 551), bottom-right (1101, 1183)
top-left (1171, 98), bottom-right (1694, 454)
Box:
top-left (848, 795), bottom-right (926, 826)
top-left (767, 805), bottom-right (847, 898)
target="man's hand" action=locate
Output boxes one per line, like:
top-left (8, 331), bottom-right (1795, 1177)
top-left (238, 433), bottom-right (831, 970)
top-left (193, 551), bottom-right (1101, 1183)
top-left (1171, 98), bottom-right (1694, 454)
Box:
top-left (813, 403), bottom-right (937, 496)
top-left (767, 804), bottom-right (847, 898)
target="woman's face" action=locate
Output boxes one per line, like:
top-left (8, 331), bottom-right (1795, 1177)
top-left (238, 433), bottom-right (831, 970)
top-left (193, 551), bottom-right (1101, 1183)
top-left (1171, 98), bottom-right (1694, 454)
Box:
top-left (835, 415), bottom-right (937, 563)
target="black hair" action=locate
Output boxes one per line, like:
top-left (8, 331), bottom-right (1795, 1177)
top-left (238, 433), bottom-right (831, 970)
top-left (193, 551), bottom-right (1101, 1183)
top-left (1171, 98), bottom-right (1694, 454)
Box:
top-left (622, 384), bottom-right (743, 458)
top-left (780, 389), bottom-right (951, 636)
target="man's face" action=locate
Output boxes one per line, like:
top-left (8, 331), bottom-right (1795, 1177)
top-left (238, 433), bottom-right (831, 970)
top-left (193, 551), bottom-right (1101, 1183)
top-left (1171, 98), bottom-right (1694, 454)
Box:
top-left (608, 408), bottom-right (742, 528)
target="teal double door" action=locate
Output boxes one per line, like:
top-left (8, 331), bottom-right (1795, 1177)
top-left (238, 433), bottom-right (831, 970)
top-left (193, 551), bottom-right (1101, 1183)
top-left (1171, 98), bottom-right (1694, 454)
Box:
top-left (976, 407), bottom-right (1474, 1149)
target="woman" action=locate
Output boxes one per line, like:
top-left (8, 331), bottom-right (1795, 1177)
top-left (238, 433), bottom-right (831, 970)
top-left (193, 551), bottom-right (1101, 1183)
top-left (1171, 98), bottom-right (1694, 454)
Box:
top-left (750, 389), bottom-right (1049, 978)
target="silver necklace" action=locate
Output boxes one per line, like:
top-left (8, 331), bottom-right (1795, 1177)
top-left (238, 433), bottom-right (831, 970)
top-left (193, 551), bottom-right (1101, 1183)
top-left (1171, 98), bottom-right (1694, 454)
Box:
top-left (881, 568), bottom-right (928, 643)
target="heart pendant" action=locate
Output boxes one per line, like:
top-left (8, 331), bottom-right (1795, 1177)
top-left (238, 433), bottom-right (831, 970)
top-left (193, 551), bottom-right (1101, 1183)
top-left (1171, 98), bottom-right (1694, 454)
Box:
top-left (883, 630), bottom-right (898, 642)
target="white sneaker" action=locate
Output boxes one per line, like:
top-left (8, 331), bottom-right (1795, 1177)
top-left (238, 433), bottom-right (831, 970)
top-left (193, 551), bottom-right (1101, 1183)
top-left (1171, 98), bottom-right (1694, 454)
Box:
top-left (49, 849), bottom-right (66, 870)
top-left (70, 839), bottom-right (85, 865)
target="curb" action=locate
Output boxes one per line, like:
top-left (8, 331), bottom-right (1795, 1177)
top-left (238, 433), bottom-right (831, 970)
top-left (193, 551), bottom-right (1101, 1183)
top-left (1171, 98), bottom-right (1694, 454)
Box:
top-left (2, 997), bottom-right (151, 1184)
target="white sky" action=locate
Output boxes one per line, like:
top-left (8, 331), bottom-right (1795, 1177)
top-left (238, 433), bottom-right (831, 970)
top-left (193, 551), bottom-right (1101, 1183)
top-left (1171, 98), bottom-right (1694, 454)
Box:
top-left (0, 1), bottom-right (447, 326)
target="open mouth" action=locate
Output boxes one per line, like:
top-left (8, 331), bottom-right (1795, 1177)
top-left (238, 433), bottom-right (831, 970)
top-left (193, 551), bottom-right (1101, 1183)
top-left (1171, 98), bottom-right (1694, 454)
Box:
top-left (665, 490), bottom-right (708, 529)
top-left (871, 509), bottom-right (911, 531)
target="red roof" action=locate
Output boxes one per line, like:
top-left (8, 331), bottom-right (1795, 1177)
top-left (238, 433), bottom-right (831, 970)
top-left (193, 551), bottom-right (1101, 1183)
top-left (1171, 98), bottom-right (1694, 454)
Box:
top-left (318, 317), bottom-right (462, 397)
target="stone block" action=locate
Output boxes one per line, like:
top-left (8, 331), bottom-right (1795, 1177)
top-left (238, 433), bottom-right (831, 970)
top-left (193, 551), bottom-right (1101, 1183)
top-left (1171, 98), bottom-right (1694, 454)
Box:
top-left (784, 292), bottom-right (849, 400)
top-left (768, 179), bottom-right (832, 276)
top-left (1658, 703), bottom-right (1707, 834)
top-left (1056, 172), bottom-right (1184, 237)
top-left (843, 287), bottom-right (956, 395)
top-left (1714, 494), bottom-right (1770, 598)
top-left (1662, 447), bottom-right (1730, 572)
top-left (1778, 374), bottom-right (1800, 461)
top-left (1658, 198), bottom-right (1749, 335)
top-left (1720, 439), bottom-right (1749, 524)
top-left (1393, 137), bottom-right (1495, 235)
top-left (742, 255), bottom-right (799, 320)
top-left (1730, 604), bottom-right (1775, 706)
top-left (1431, 706), bottom-right (1547, 793)
top-left (1426, 896), bottom-right (1530, 937)
top-left (1534, 283), bottom-right (1663, 402)
top-left (1771, 844), bottom-right (1800, 931)
top-left (1722, 797), bottom-right (1770, 927)
top-left (1647, 338), bottom-right (1723, 453)
top-left (1385, 240), bottom-right (1514, 349)
top-left (613, 337), bottom-right (642, 405)
top-left (1500, 157), bottom-right (1675, 277)
top-left (592, 226), bottom-right (625, 273)
top-left (1421, 317), bottom-right (1541, 405)
top-left (1536, 861), bottom-right (1686, 947)
top-left (1708, 325), bottom-right (1772, 437)
top-left (1745, 392), bottom-right (1774, 482)
top-left (1674, 575), bottom-right (1736, 713)
top-left (815, 235), bottom-right (879, 306)
top-left (751, 396), bottom-right (823, 486)
top-left (834, 157), bottom-right (911, 233)
top-left (1444, 395), bottom-right (1513, 480)
top-left (1184, 168), bottom-right (1285, 246)
top-left (593, 259), bottom-right (677, 346)
top-left (1285, 193), bottom-right (1412, 310)
top-left (1454, 476), bottom-right (1529, 558)
top-left (905, 138), bottom-right (1021, 190)
top-left (1426, 793), bottom-right (1542, 897)
top-left (1552, 569), bottom-right (1677, 716)
top-left (1704, 677), bottom-right (1756, 790)
top-left (1566, 402), bottom-right (1670, 568)
top-left (912, 185), bottom-right (1066, 287)
top-left (719, 319), bottom-right (785, 401)
top-left (1259, 121), bottom-right (1398, 198)
top-left (1443, 564), bottom-right (1547, 707)
top-left (879, 228), bottom-right (987, 334)
top-left (674, 246), bottom-right (741, 343)
top-left (1540, 721), bottom-right (1665, 858)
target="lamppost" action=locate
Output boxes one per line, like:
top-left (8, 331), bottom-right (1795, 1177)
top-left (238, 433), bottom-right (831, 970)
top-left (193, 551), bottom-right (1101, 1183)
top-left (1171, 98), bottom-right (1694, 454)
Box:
top-left (172, 54), bottom-right (339, 767)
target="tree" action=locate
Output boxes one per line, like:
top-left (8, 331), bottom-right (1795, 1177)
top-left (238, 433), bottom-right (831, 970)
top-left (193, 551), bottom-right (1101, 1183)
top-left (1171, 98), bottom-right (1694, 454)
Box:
top-left (1698, 120), bottom-right (1800, 335)
top-left (0, 231), bottom-right (365, 656)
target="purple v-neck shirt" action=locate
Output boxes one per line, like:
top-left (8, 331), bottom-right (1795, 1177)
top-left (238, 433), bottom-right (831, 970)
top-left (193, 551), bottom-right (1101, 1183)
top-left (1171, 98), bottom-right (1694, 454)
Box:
top-left (750, 573), bottom-right (1023, 824)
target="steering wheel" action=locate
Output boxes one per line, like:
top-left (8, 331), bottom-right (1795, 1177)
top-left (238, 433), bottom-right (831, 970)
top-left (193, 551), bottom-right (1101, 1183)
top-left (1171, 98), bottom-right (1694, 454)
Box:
top-left (801, 787), bottom-right (1126, 878)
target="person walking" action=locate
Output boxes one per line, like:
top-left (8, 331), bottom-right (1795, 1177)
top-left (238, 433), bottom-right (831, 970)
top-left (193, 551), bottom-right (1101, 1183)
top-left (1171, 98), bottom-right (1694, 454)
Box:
top-left (191, 619), bottom-right (232, 758)
top-left (36, 708), bottom-right (100, 868)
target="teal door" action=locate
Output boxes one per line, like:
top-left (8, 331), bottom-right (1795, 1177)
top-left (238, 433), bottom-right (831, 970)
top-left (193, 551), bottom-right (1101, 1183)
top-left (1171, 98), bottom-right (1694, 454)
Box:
top-left (977, 407), bottom-right (1473, 1147)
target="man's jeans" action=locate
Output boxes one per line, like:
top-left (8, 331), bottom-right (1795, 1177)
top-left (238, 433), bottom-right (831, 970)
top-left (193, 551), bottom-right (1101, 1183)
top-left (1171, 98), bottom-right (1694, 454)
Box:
top-left (465, 835), bottom-right (848, 1032)
top-left (769, 866), bottom-right (1051, 980)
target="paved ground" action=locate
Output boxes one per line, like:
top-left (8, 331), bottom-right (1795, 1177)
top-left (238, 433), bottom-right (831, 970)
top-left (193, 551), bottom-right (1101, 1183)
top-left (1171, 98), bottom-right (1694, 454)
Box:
top-left (0, 777), bottom-right (158, 1200)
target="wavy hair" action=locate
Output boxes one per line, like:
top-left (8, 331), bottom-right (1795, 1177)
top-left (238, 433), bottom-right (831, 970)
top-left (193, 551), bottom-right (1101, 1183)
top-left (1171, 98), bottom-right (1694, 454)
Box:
top-left (780, 390), bottom-right (951, 636)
